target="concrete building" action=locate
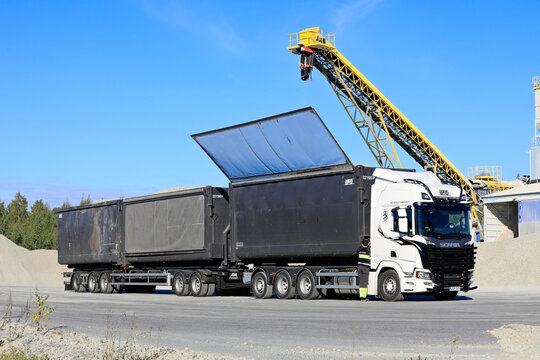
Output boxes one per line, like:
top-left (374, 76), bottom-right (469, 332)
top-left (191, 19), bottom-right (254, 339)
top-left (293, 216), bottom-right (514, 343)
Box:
top-left (529, 76), bottom-right (540, 180)
top-left (483, 183), bottom-right (540, 242)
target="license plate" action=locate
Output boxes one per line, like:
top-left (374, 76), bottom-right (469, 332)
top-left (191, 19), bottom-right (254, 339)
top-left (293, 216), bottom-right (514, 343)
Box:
top-left (449, 286), bottom-right (460, 291)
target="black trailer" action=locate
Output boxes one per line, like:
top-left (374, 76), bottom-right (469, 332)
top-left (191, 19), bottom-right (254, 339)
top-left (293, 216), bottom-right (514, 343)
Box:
top-left (57, 200), bottom-right (122, 266)
top-left (122, 187), bottom-right (229, 266)
top-left (229, 165), bottom-right (375, 265)
top-left (57, 187), bottom-right (245, 296)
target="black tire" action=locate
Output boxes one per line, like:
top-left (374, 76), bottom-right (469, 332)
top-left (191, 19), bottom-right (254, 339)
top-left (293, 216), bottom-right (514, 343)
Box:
top-left (296, 270), bottom-right (318, 300)
top-left (172, 272), bottom-right (190, 296)
top-left (434, 291), bottom-right (458, 301)
top-left (99, 272), bottom-right (114, 294)
top-left (71, 273), bottom-right (82, 292)
top-left (273, 271), bottom-right (296, 299)
top-left (377, 269), bottom-right (404, 302)
top-left (251, 272), bottom-right (273, 299)
top-left (88, 272), bottom-right (100, 293)
top-left (205, 283), bottom-right (216, 297)
top-left (190, 272), bottom-right (209, 297)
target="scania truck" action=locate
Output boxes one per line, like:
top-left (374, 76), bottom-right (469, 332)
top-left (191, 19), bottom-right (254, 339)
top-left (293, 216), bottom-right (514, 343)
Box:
top-left (58, 107), bottom-right (475, 301)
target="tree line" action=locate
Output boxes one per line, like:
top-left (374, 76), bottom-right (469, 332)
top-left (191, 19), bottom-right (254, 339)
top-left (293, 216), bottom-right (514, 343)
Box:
top-left (0, 193), bottom-right (91, 250)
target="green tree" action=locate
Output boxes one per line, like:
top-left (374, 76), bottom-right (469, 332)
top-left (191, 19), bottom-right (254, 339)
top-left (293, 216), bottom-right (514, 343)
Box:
top-left (61, 199), bottom-right (71, 209)
top-left (0, 200), bottom-right (7, 235)
top-left (23, 200), bottom-right (57, 250)
top-left (79, 194), bottom-right (92, 206)
top-left (5, 192), bottom-right (29, 245)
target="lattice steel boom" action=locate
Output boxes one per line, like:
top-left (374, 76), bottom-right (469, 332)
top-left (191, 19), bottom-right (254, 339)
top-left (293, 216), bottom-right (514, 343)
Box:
top-left (288, 27), bottom-right (479, 208)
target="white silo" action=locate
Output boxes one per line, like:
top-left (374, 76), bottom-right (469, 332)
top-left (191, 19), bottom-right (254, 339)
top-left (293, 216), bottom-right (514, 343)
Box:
top-left (529, 76), bottom-right (540, 180)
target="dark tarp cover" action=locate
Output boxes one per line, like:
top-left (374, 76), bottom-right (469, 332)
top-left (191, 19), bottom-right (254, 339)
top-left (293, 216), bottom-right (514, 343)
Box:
top-left (192, 107), bottom-right (350, 181)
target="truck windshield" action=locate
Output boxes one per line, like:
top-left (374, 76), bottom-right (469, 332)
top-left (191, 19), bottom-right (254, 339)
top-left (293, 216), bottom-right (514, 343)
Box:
top-left (415, 204), bottom-right (470, 238)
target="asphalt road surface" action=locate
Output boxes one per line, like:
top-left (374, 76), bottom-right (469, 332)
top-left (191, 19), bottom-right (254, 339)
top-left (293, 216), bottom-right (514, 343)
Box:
top-left (1, 286), bottom-right (539, 359)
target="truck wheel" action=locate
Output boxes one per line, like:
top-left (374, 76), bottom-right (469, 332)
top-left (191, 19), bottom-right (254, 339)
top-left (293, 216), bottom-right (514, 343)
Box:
top-left (99, 272), bottom-right (114, 294)
top-left (71, 273), bottom-right (82, 292)
top-left (190, 272), bottom-right (209, 297)
top-left (296, 270), bottom-right (318, 300)
top-left (173, 273), bottom-right (190, 296)
top-left (434, 291), bottom-right (458, 301)
top-left (378, 269), bottom-right (404, 302)
top-left (251, 272), bottom-right (273, 299)
top-left (88, 272), bottom-right (100, 293)
top-left (273, 271), bottom-right (296, 299)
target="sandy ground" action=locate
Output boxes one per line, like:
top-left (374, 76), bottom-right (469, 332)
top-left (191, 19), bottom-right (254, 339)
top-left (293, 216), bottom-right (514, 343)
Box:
top-left (0, 322), bottom-right (245, 360)
top-left (0, 235), bottom-right (66, 286)
top-left (1, 319), bottom-right (539, 359)
top-left (474, 234), bottom-right (540, 288)
top-left (489, 324), bottom-right (540, 359)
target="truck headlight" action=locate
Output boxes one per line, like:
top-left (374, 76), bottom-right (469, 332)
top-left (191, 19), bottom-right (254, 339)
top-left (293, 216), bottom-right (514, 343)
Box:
top-left (415, 271), bottom-right (431, 280)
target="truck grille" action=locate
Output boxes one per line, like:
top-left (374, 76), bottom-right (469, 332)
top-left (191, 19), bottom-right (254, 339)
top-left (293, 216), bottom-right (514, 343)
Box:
top-left (425, 245), bottom-right (476, 291)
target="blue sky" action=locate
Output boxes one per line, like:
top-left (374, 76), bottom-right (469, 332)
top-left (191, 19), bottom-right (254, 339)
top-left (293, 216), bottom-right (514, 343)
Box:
top-left (1, 0), bottom-right (539, 207)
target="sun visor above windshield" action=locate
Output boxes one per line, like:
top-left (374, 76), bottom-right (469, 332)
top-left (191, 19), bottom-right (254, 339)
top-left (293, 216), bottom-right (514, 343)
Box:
top-left (192, 107), bottom-right (351, 181)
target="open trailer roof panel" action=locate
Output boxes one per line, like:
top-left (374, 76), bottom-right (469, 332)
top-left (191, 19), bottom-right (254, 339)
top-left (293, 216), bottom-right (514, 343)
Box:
top-left (191, 107), bottom-right (351, 181)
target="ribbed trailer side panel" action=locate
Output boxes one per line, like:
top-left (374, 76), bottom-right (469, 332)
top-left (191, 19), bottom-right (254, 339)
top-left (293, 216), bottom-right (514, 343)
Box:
top-left (57, 201), bottom-right (121, 266)
top-left (230, 166), bottom-right (374, 264)
top-left (122, 187), bottom-right (229, 264)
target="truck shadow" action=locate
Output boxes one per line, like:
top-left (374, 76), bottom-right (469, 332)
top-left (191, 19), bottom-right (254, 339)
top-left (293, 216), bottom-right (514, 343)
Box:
top-left (402, 294), bottom-right (473, 301)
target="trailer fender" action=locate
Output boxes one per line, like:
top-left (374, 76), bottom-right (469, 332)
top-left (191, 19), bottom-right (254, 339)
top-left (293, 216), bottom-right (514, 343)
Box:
top-left (195, 269), bottom-right (217, 284)
top-left (252, 266), bottom-right (279, 285)
top-left (291, 267), bottom-right (317, 284)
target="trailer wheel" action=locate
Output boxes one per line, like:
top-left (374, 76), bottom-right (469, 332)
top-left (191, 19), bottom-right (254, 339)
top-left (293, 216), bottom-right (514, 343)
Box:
top-left (251, 272), bottom-right (273, 299)
top-left (173, 273), bottom-right (190, 296)
top-left (273, 271), bottom-right (296, 299)
top-left (434, 291), bottom-right (458, 301)
top-left (99, 272), bottom-right (114, 294)
top-left (71, 273), bottom-right (82, 292)
top-left (296, 270), bottom-right (318, 300)
top-left (377, 269), bottom-right (404, 302)
top-left (88, 272), bottom-right (100, 293)
top-left (190, 272), bottom-right (209, 297)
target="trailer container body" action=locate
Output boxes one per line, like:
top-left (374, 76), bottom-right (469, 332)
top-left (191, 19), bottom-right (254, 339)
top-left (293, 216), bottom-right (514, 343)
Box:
top-left (57, 187), bottom-right (229, 268)
top-left (57, 200), bottom-right (122, 266)
top-left (122, 186), bottom-right (229, 265)
top-left (230, 166), bottom-right (375, 264)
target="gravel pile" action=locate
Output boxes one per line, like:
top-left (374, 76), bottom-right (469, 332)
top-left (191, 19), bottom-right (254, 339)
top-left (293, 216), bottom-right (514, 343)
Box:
top-left (489, 323), bottom-right (540, 359)
top-left (0, 235), bottom-right (66, 286)
top-left (474, 234), bottom-right (540, 288)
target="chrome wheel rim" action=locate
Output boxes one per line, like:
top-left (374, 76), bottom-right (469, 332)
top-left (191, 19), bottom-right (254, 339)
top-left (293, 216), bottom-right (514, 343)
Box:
top-left (255, 277), bottom-right (265, 294)
top-left (300, 276), bottom-right (311, 294)
top-left (277, 276), bottom-right (289, 294)
top-left (384, 277), bottom-right (397, 295)
top-left (100, 276), bottom-right (107, 289)
top-left (176, 277), bottom-right (184, 291)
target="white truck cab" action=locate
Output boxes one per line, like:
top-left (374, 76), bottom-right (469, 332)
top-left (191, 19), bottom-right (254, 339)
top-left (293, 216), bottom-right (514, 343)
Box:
top-left (367, 169), bottom-right (476, 301)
